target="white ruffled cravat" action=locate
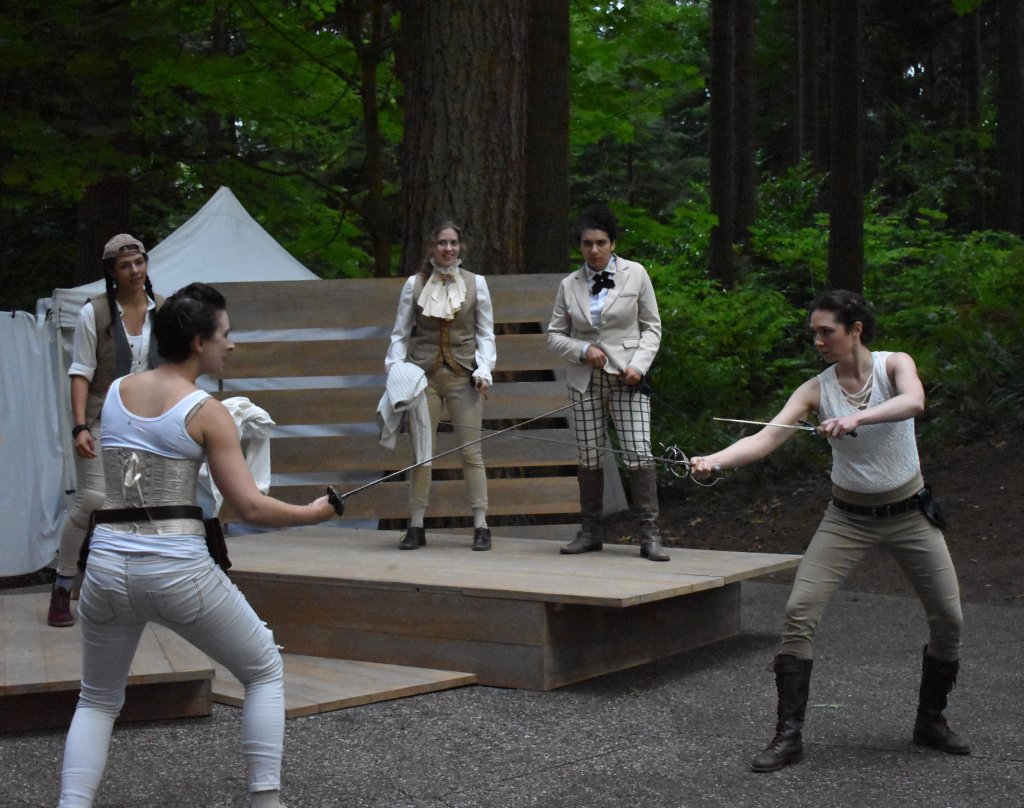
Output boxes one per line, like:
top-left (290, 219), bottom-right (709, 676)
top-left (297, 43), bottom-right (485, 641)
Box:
top-left (417, 259), bottom-right (467, 320)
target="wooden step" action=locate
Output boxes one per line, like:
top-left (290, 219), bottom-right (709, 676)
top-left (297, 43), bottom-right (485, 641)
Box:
top-left (211, 654), bottom-right (477, 718)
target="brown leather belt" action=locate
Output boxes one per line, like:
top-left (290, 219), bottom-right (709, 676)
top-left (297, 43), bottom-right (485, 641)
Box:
top-left (831, 492), bottom-right (921, 518)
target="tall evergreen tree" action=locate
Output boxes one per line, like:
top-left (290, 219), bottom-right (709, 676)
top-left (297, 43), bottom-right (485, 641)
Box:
top-left (827, 0), bottom-right (864, 292)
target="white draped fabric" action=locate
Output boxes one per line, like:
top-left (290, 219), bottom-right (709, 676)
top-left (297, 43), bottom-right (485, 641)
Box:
top-left (0, 312), bottom-right (69, 575)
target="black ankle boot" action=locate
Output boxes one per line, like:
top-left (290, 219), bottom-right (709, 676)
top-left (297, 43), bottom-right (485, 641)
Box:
top-left (913, 646), bottom-right (970, 755)
top-left (751, 654), bottom-right (814, 773)
top-left (399, 526), bottom-right (426, 550)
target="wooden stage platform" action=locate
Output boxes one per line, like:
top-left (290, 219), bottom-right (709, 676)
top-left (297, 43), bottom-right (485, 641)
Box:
top-left (1, 591), bottom-right (214, 733)
top-left (2, 531), bottom-right (800, 731)
top-left (2, 591), bottom-right (477, 732)
top-left (227, 527), bottom-right (802, 691)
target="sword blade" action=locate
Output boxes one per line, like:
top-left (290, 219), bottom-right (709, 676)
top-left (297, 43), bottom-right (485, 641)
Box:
top-left (328, 398), bottom-right (590, 513)
top-left (712, 417), bottom-right (815, 432)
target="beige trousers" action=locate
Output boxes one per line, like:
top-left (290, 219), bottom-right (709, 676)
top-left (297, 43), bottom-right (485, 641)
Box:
top-left (781, 504), bottom-right (963, 661)
top-left (408, 365), bottom-right (488, 513)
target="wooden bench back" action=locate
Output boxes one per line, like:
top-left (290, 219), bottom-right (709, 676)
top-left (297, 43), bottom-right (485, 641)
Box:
top-left (211, 274), bottom-right (579, 525)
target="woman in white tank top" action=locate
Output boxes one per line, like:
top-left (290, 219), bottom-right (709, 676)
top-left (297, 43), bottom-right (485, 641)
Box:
top-left (57, 283), bottom-right (336, 808)
top-left (690, 290), bottom-right (968, 773)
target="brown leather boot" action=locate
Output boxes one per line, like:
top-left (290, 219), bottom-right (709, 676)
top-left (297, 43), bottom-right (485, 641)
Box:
top-left (561, 467), bottom-right (604, 554)
top-left (913, 645), bottom-right (970, 754)
top-left (47, 585), bottom-right (75, 627)
top-left (751, 654), bottom-right (814, 772)
top-left (629, 466), bottom-right (668, 561)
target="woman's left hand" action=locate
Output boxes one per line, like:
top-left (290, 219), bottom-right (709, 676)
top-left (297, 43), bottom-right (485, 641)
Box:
top-left (621, 366), bottom-right (642, 385)
top-left (819, 414), bottom-right (859, 438)
top-left (474, 377), bottom-right (490, 398)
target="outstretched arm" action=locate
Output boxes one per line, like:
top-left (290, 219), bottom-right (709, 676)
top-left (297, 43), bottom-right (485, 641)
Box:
top-left (691, 378), bottom-right (821, 477)
top-left (195, 399), bottom-right (335, 527)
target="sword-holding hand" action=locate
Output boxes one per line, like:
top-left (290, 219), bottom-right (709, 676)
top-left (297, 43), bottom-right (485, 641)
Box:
top-left (818, 414), bottom-right (860, 439)
top-left (689, 455), bottom-right (723, 479)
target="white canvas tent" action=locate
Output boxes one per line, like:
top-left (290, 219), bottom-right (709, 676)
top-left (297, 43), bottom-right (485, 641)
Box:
top-left (1, 186), bottom-right (319, 576)
top-left (49, 186), bottom-right (318, 330)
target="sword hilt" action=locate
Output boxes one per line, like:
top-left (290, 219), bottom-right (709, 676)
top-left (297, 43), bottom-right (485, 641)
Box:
top-left (326, 486), bottom-right (345, 517)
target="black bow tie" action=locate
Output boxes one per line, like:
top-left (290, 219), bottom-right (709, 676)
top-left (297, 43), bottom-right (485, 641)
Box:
top-left (590, 271), bottom-right (615, 296)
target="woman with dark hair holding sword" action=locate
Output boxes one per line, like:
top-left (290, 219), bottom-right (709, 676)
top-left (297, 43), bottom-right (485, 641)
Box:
top-left (691, 289), bottom-right (968, 772)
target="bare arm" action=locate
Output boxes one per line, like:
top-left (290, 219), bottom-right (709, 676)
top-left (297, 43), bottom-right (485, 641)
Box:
top-left (691, 378), bottom-right (821, 476)
top-left (817, 352), bottom-right (925, 438)
top-left (69, 375), bottom-right (96, 458)
top-left (194, 400), bottom-right (334, 527)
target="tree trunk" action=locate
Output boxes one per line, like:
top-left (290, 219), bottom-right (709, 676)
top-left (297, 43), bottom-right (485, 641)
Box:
top-left (524, 0), bottom-right (570, 276)
top-left (709, 0), bottom-right (736, 284)
top-left (346, 0), bottom-right (393, 277)
top-left (72, 2), bottom-right (134, 286)
top-left (996, 0), bottom-right (1024, 235)
top-left (796, 0), bottom-right (818, 164)
top-left (827, 0), bottom-right (863, 293)
top-left (733, 0), bottom-right (757, 242)
top-left (956, 8), bottom-right (984, 231)
top-left (398, 1), bottom-right (529, 276)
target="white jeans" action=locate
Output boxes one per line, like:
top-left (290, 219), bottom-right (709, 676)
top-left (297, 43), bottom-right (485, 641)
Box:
top-left (59, 549), bottom-right (284, 807)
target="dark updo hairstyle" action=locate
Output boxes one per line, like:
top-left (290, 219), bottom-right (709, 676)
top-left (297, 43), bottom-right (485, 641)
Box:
top-left (808, 289), bottom-right (876, 345)
top-left (573, 203), bottom-right (618, 243)
top-left (417, 218), bottom-right (466, 277)
top-left (101, 252), bottom-right (156, 338)
top-left (153, 283), bottom-right (227, 362)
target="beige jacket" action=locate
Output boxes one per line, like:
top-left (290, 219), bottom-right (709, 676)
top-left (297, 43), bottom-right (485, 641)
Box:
top-left (547, 258), bottom-right (662, 393)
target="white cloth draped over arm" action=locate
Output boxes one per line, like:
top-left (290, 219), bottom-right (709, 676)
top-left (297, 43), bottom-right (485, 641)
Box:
top-left (197, 397), bottom-right (276, 517)
top-left (377, 362), bottom-right (432, 464)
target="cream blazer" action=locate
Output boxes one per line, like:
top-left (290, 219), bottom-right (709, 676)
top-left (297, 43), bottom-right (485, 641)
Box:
top-left (547, 258), bottom-right (662, 393)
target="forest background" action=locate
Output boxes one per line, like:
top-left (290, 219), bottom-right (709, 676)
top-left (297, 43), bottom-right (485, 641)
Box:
top-left (3, 0), bottom-right (1024, 478)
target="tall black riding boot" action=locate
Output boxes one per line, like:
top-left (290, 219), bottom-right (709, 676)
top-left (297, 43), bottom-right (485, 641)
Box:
top-left (751, 654), bottom-right (814, 773)
top-left (561, 467), bottom-right (604, 554)
top-left (629, 466), bottom-right (668, 561)
top-left (913, 645), bottom-right (971, 754)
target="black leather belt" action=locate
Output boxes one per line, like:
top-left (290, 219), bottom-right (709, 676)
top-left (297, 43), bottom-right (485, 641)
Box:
top-left (92, 505), bottom-right (203, 523)
top-left (832, 492), bottom-right (921, 518)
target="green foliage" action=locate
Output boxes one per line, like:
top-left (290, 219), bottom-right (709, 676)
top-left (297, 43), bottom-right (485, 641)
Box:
top-left (570, 0), bottom-right (708, 212)
top-left (644, 159), bottom-right (1024, 467)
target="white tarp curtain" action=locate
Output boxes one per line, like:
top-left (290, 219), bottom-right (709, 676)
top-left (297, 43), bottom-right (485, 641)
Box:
top-left (0, 312), bottom-right (69, 576)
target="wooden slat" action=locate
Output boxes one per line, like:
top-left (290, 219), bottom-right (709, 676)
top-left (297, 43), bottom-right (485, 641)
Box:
top-left (268, 429), bottom-right (576, 474)
top-left (223, 338), bottom-right (385, 379)
top-left (255, 477), bottom-right (581, 520)
top-left (211, 654), bottom-right (476, 718)
top-left (217, 279), bottom-right (405, 330)
top-left (222, 333), bottom-right (553, 379)
top-left (214, 380), bottom-right (569, 426)
top-left (216, 274), bottom-right (565, 331)
top-left (488, 273), bottom-right (565, 323)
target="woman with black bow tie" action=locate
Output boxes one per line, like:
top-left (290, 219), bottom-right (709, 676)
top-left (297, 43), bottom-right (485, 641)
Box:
top-left (547, 204), bottom-right (667, 561)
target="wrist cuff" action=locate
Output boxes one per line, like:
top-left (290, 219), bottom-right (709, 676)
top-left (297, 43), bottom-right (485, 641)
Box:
top-left (72, 424), bottom-right (91, 439)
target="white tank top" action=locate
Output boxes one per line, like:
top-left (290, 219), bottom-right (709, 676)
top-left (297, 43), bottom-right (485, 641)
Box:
top-left (817, 351), bottom-right (920, 494)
